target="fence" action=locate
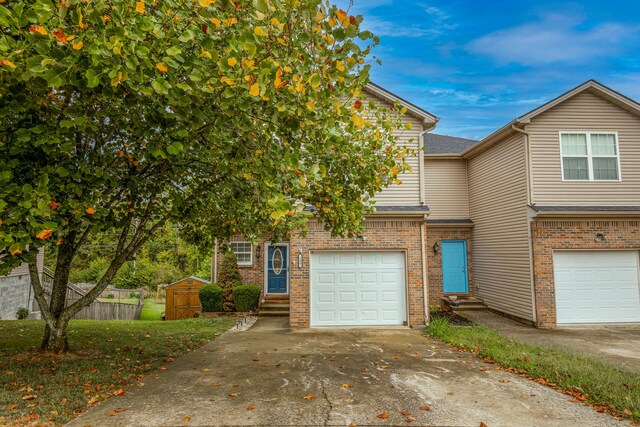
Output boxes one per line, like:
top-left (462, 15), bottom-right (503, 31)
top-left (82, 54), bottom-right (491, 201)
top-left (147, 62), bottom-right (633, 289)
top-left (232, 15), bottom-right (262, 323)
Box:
top-left (41, 267), bottom-right (143, 321)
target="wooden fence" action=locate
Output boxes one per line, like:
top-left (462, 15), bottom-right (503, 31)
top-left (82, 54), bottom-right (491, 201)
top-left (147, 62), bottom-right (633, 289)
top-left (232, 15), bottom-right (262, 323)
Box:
top-left (40, 268), bottom-right (143, 321)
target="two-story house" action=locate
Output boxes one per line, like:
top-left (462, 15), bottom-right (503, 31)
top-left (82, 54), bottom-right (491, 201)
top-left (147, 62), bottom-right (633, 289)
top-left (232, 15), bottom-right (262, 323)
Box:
top-left (215, 79), bottom-right (640, 329)
top-left (425, 80), bottom-right (640, 328)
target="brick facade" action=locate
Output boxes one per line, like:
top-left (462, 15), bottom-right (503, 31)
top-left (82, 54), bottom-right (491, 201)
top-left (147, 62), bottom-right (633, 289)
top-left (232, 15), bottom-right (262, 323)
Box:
top-left (287, 218), bottom-right (427, 328)
top-left (214, 218), bottom-right (429, 328)
top-left (425, 227), bottom-right (473, 307)
top-left (531, 219), bottom-right (640, 328)
top-left (213, 237), bottom-right (270, 300)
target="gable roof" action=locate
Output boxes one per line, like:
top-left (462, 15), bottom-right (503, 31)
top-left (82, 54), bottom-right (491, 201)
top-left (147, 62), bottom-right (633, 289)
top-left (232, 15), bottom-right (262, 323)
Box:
top-left (364, 82), bottom-right (439, 126)
top-left (462, 80), bottom-right (640, 158)
top-left (423, 133), bottom-right (480, 155)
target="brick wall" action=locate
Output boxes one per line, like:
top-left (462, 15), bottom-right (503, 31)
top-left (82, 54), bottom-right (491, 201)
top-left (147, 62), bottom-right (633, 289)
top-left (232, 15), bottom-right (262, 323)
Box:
top-left (212, 237), bottom-right (269, 299)
top-left (0, 274), bottom-right (32, 320)
top-left (425, 227), bottom-right (473, 306)
top-left (289, 218), bottom-right (427, 328)
top-left (531, 219), bottom-right (640, 328)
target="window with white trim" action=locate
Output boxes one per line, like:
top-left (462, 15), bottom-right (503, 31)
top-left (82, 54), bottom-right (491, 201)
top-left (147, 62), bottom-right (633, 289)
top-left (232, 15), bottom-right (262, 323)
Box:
top-left (560, 132), bottom-right (620, 181)
top-left (230, 241), bottom-right (252, 265)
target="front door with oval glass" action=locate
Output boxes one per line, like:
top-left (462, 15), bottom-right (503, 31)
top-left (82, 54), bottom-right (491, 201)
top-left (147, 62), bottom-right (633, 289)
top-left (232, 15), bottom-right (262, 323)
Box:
top-left (267, 244), bottom-right (288, 294)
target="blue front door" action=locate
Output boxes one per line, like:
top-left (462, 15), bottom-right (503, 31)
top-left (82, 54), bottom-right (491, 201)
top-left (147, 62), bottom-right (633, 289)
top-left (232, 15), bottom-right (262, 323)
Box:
top-left (267, 245), bottom-right (288, 294)
top-left (442, 240), bottom-right (468, 293)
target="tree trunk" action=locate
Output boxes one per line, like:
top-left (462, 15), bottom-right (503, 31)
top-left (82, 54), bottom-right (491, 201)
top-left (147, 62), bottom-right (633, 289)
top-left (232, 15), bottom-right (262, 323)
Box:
top-left (41, 232), bottom-right (77, 352)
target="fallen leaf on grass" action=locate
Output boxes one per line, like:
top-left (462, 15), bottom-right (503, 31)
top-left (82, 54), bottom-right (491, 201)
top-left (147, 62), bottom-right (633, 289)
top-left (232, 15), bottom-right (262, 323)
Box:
top-left (247, 406), bottom-right (255, 410)
top-left (22, 394), bottom-right (37, 400)
top-left (303, 395), bottom-right (317, 400)
top-left (113, 389), bottom-right (125, 396)
top-left (6, 404), bottom-right (17, 410)
top-left (377, 411), bottom-right (389, 419)
top-left (87, 397), bottom-right (99, 405)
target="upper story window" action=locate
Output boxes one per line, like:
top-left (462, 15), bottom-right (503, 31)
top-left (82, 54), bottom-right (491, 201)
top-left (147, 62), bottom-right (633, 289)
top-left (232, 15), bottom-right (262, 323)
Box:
top-left (560, 132), bottom-right (620, 181)
top-left (230, 241), bottom-right (252, 265)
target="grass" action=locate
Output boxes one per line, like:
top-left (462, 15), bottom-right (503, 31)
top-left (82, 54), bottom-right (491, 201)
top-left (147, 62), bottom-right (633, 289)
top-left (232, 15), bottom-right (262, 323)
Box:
top-left (139, 298), bottom-right (165, 321)
top-left (0, 317), bottom-right (235, 426)
top-left (427, 317), bottom-right (640, 421)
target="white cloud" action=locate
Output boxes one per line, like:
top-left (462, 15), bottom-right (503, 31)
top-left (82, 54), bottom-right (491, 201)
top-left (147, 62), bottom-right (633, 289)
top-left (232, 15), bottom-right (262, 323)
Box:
top-left (466, 13), bottom-right (639, 66)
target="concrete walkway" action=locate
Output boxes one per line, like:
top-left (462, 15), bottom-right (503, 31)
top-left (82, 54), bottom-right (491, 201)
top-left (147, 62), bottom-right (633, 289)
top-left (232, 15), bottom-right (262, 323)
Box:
top-left (458, 310), bottom-right (640, 372)
top-left (68, 318), bottom-right (631, 427)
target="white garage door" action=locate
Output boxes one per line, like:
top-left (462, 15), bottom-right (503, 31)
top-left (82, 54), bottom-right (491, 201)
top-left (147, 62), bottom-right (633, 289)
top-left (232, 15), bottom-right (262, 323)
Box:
top-left (554, 251), bottom-right (640, 324)
top-left (310, 251), bottom-right (406, 326)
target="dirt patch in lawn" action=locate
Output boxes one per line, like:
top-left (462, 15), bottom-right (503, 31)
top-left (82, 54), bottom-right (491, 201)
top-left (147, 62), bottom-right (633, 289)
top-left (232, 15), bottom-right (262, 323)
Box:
top-left (430, 309), bottom-right (475, 326)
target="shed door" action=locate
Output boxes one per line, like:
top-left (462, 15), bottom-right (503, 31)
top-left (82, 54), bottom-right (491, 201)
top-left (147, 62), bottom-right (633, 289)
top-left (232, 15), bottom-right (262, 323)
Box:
top-left (310, 251), bottom-right (406, 326)
top-left (173, 287), bottom-right (201, 320)
top-left (554, 251), bottom-right (640, 324)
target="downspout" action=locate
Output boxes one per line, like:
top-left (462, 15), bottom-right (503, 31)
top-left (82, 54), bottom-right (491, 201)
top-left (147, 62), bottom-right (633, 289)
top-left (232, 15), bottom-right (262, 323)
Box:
top-left (511, 124), bottom-right (538, 323)
top-left (418, 124), bottom-right (434, 325)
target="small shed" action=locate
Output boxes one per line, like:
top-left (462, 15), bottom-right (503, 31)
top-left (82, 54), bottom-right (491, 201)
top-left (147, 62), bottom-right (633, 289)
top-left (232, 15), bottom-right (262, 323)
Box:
top-left (165, 276), bottom-right (210, 321)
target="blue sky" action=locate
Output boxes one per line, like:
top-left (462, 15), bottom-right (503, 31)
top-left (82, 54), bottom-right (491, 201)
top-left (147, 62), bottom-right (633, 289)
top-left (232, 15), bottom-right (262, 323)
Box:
top-left (335, 0), bottom-right (640, 139)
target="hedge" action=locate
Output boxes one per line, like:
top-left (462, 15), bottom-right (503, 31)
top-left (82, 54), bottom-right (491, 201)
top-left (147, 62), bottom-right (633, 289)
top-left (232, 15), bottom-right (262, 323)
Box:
top-left (232, 284), bottom-right (261, 312)
top-left (199, 284), bottom-right (224, 312)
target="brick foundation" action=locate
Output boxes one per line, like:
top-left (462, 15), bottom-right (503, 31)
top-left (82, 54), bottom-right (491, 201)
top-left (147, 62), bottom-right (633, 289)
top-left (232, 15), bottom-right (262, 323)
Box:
top-left (531, 219), bottom-right (640, 328)
top-left (425, 227), bottom-right (473, 307)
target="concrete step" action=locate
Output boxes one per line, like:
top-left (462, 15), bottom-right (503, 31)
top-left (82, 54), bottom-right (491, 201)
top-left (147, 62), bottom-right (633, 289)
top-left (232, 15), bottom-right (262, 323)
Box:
top-left (441, 296), bottom-right (487, 311)
top-left (259, 310), bottom-right (289, 317)
top-left (260, 303), bottom-right (290, 311)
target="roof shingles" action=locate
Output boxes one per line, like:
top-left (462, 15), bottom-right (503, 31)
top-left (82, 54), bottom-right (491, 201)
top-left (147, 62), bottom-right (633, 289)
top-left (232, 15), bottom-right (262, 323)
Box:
top-left (423, 133), bottom-right (479, 155)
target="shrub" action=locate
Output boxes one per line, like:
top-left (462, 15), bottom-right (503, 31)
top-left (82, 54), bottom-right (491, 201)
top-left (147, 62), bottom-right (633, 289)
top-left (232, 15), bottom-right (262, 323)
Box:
top-left (199, 284), bottom-right (224, 312)
top-left (233, 284), bottom-right (261, 312)
top-left (218, 252), bottom-right (242, 312)
top-left (15, 307), bottom-right (29, 320)
top-left (129, 291), bottom-right (140, 299)
top-left (105, 293), bottom-right (115, 299)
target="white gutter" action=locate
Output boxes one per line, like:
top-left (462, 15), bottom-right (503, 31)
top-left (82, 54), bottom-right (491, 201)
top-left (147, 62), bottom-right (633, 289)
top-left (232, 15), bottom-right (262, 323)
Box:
top-left (420, 213), bottom-right (429, 326)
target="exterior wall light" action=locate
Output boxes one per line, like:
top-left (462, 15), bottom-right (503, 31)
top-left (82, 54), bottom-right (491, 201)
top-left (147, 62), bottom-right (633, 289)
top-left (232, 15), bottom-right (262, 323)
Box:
top-left (298, 248), bottom-right (303, 268)
top-left (255, 244), bottom-right (261, 260)
top-left (595, 233), bottom-right (606, 242)
top-left (433, 241), bottom-right (440, 254)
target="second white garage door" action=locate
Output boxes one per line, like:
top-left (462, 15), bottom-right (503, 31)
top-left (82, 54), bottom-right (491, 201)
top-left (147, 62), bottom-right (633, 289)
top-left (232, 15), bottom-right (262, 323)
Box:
top-left (554, 251), bottom-right (640, 324)
top-left (310, 251), bottom-right (406, 326)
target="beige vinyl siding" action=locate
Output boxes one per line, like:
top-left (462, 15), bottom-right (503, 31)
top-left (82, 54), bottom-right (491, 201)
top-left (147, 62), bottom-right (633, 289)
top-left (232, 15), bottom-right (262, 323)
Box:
top-left (528, 91), bottom-right (640, 205)
top-left (367, 94), bottom-right (423, 206)
top-left (424, 158), bottom-right (469, 219)
top-left (468, 133), bottom-right (534, 321)
top-left (6, 249), bottom-right (44, 277)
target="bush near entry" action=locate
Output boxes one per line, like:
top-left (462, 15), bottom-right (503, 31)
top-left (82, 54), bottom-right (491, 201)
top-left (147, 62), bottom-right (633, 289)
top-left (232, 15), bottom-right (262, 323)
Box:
top-left (199, 284), bottom-right (224, 312)
top-left (233, 284), bottom-right (261, 312)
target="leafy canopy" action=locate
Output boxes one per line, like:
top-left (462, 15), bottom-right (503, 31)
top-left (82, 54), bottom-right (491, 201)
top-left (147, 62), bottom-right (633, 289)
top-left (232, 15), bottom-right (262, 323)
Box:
top-left (0, 0), bottom-right (412, 275)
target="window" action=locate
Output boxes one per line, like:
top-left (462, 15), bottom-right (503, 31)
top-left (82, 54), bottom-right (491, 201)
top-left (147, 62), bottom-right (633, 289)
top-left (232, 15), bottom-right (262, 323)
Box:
top-left (230, 241), bottom-right (252, 265)
top-left (560, 132), bottom-right (620, 181)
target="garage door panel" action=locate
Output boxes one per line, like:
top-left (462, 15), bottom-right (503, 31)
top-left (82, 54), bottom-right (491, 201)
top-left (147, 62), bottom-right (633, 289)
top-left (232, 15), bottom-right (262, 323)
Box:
top-left (311, 251), bottom-right (406, 326)
top-left (554, 251), bottom-right (640, 324)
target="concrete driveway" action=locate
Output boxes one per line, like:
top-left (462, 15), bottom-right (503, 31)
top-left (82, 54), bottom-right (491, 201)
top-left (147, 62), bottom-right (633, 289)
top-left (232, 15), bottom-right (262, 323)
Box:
top-left (460, 310), bottom-right (640, 372)
top-left (68, 318), bottom-right (630, 427)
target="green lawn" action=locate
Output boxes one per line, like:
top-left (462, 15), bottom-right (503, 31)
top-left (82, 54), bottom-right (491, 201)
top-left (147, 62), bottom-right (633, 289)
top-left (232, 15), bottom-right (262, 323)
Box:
top-left (0, 317), bottom-right (234, 426)
top-left (428, 317), bottom-right (640, 421)
top-left (139, 298), bottom-right (165, 321)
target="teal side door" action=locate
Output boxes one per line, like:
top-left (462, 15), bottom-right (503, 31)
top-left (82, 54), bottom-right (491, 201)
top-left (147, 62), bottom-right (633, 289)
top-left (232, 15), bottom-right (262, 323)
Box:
top-left (442, 240), bottom-right (468, 293)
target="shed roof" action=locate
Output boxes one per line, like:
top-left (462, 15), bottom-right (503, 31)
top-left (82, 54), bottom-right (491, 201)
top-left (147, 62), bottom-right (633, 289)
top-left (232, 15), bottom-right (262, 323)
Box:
top-left (166, 276), bottom-right (210, 288)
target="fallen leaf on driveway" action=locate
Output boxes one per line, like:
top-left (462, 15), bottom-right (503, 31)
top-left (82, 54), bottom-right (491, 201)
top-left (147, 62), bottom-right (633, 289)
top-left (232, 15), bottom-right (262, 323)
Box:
top-left (349, 423), bottom-right (357, 427)
top-left (114, 408), bottom-right (126, 413)
top-left (279, 371), bottom-right (286, 375)
top-left (227, 393), bottom-right (238, 397)
top-left (247, 406), bottom-right (255, 410)
top-left (419, 405), bottom-right (430, 411)
top-left (498, 379), bottom-right (510, 383)
top-left (400, 410), bottom-right (411, 416)
top-left (480, 422), bottom-right (488, 427)
top-left (377, 411), bottom-right (389, 419)
top-left (303, 395), bottom-right (317, 400)
top-left (341, 384), bottom-right (352, 388)
top-left (405, 415), bottom-right (416, 422)
top-left (182, 416), bottom-right (191, 421)
top-left (113, 389), bottom-right (125, 396)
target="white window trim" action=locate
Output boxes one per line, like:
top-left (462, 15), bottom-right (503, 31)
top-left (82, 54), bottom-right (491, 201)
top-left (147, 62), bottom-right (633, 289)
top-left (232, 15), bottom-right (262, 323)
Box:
top-left (230, 241), bottom-right (253, 266)
top-left (559, 131), bottom-right (622, 182)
